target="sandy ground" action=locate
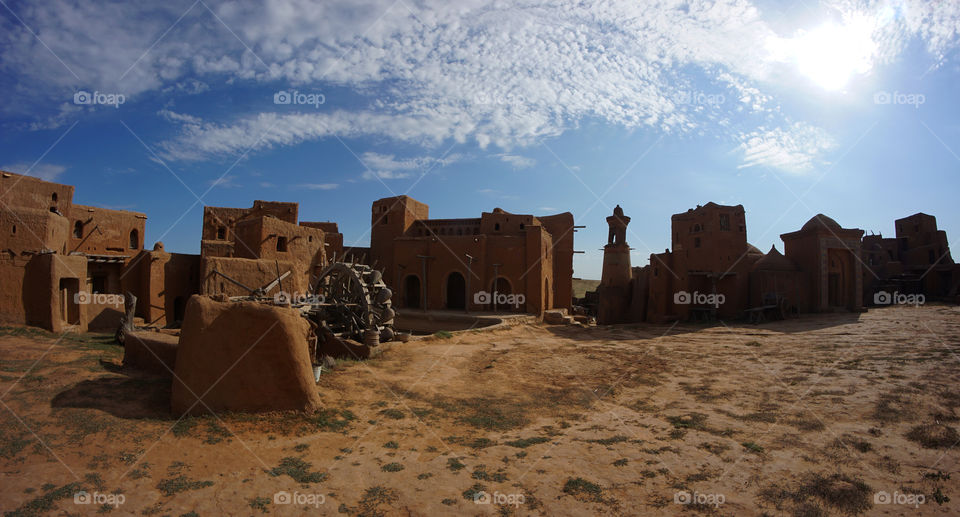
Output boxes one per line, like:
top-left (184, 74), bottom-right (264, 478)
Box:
top-left (1, 304), bottom-right (960, 516)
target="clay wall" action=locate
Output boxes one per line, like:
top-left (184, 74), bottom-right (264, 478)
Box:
top-left (69, 205), bottom-right (146, 256)
top-left (201, 201), bottom-right (299, 258)
top-left (299, 221), bottom-right (344, 260)
top-left (129, 250), bottom-right (201, 326)
top-left (370, 196), bottom-right (429, 288)
top-left (0, 171), bottom-right (74, 213)
top-left (0, 261), bottom-right (27, 324)
top-left (0, 208), bottom-right (70, 255)
top-left (539, 212), bottom-right (575, 309)
top-left (200, 256), bottom-right (307, 299)
top-left (23, 253), bottom-right (88, 332)
top-left (671, 203), bottom-right (748, 272)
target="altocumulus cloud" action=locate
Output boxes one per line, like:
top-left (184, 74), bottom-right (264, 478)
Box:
top-left (3, 0), bottom-right (960, 172)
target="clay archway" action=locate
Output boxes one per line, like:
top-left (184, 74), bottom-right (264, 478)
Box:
top-left (403, 275), bottom-right (421, 309)
top-left (827, 249), bottom-right (853, 309)
top-left (446, 272), bottom-right (466, 310)
top-left (491, 277), bottom-right (512, 312)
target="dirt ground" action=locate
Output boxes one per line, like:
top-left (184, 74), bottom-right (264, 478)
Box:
top-left (1, 304), bottom-right (959, 516)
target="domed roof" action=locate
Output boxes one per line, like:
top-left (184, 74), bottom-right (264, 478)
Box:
top-left (753, 245), bottom-right (798, 271)
top-left (801, 214), bottom-right (842, 233)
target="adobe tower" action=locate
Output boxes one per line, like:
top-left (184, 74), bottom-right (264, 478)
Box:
top-left (598, 205), bottom-right (632, 323)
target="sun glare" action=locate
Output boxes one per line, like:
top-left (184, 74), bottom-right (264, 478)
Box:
top-left (769, 16), bottom-right (878, 91)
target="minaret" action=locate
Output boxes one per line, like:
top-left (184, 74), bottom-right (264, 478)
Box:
top-left (598, 205), bottom-right (632, 324)
top-left (601, 205), bottom-right (631, 286)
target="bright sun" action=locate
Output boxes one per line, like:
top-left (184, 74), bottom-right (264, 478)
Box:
top-left (769, 17), bottom-right (878, 91)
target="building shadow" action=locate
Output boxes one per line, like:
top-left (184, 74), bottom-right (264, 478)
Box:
top-left (545, 311), bottom-right (865, 341)
top-left (51, 372), bottom-right (171, 420)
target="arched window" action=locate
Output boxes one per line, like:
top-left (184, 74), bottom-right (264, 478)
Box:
top-left (74, 221), bottom-right (83, 239)
top-left (129, 229), bottom-right (138, 249)
top-left (52, 192), bottom-right (58, 202)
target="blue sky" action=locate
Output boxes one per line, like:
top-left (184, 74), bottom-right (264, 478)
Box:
top-left (2, 0), bottom-right (959, 279)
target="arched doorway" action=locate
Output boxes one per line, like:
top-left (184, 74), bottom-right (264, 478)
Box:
top-left (404, 275), bottom-right (421, 308)
top-left (827, 249), bottom-right (852, 309)
top-left (492, 277), bottom-right (511, 311)
top-left (446, 272), bottom-right (466, 310)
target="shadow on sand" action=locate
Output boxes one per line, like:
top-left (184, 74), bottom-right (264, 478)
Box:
top-left (545, 310), bottom-right (865, 341)
top-left (51, 369), bottom-right (171, 420)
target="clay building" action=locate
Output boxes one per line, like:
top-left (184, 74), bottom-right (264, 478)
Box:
top-left (3, 170), bottom-right (578, 333)
top-left (126, 201), bottom-right (345, 327)
top-left (0, 168), bottom-right (347, 331)
top-left (862, 213), bottom-right (960, 302)
top-left (593, 203), bottom-right (866, 324)
top-left (0, 170), bottom-right (145, 332)
top-left (197, 201), bottom-right (342, 299)
top-left (369, 196), bottom-right (575, 315)
top-left (780, 215), bottom-right (864, 312)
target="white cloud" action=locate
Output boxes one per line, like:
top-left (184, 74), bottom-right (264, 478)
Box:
top-left (158, 109), bottom-right (203, 125)
top-left (358, 151), bottom-right (460, 180)
top-left (735, 123), bottom-right (836, 173)
top-left (208, 176), bottom-right (241, 188)
top-left (0, 163), bottom-right (67, 181)
top-left (298, 183), bottom-right (338, 190)
top-left (163, 78), bottom-right (210, 95)
top-left (3, 0), bottom-right (960, 172)
top-left (498, 154), bottom-right (535, 169)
